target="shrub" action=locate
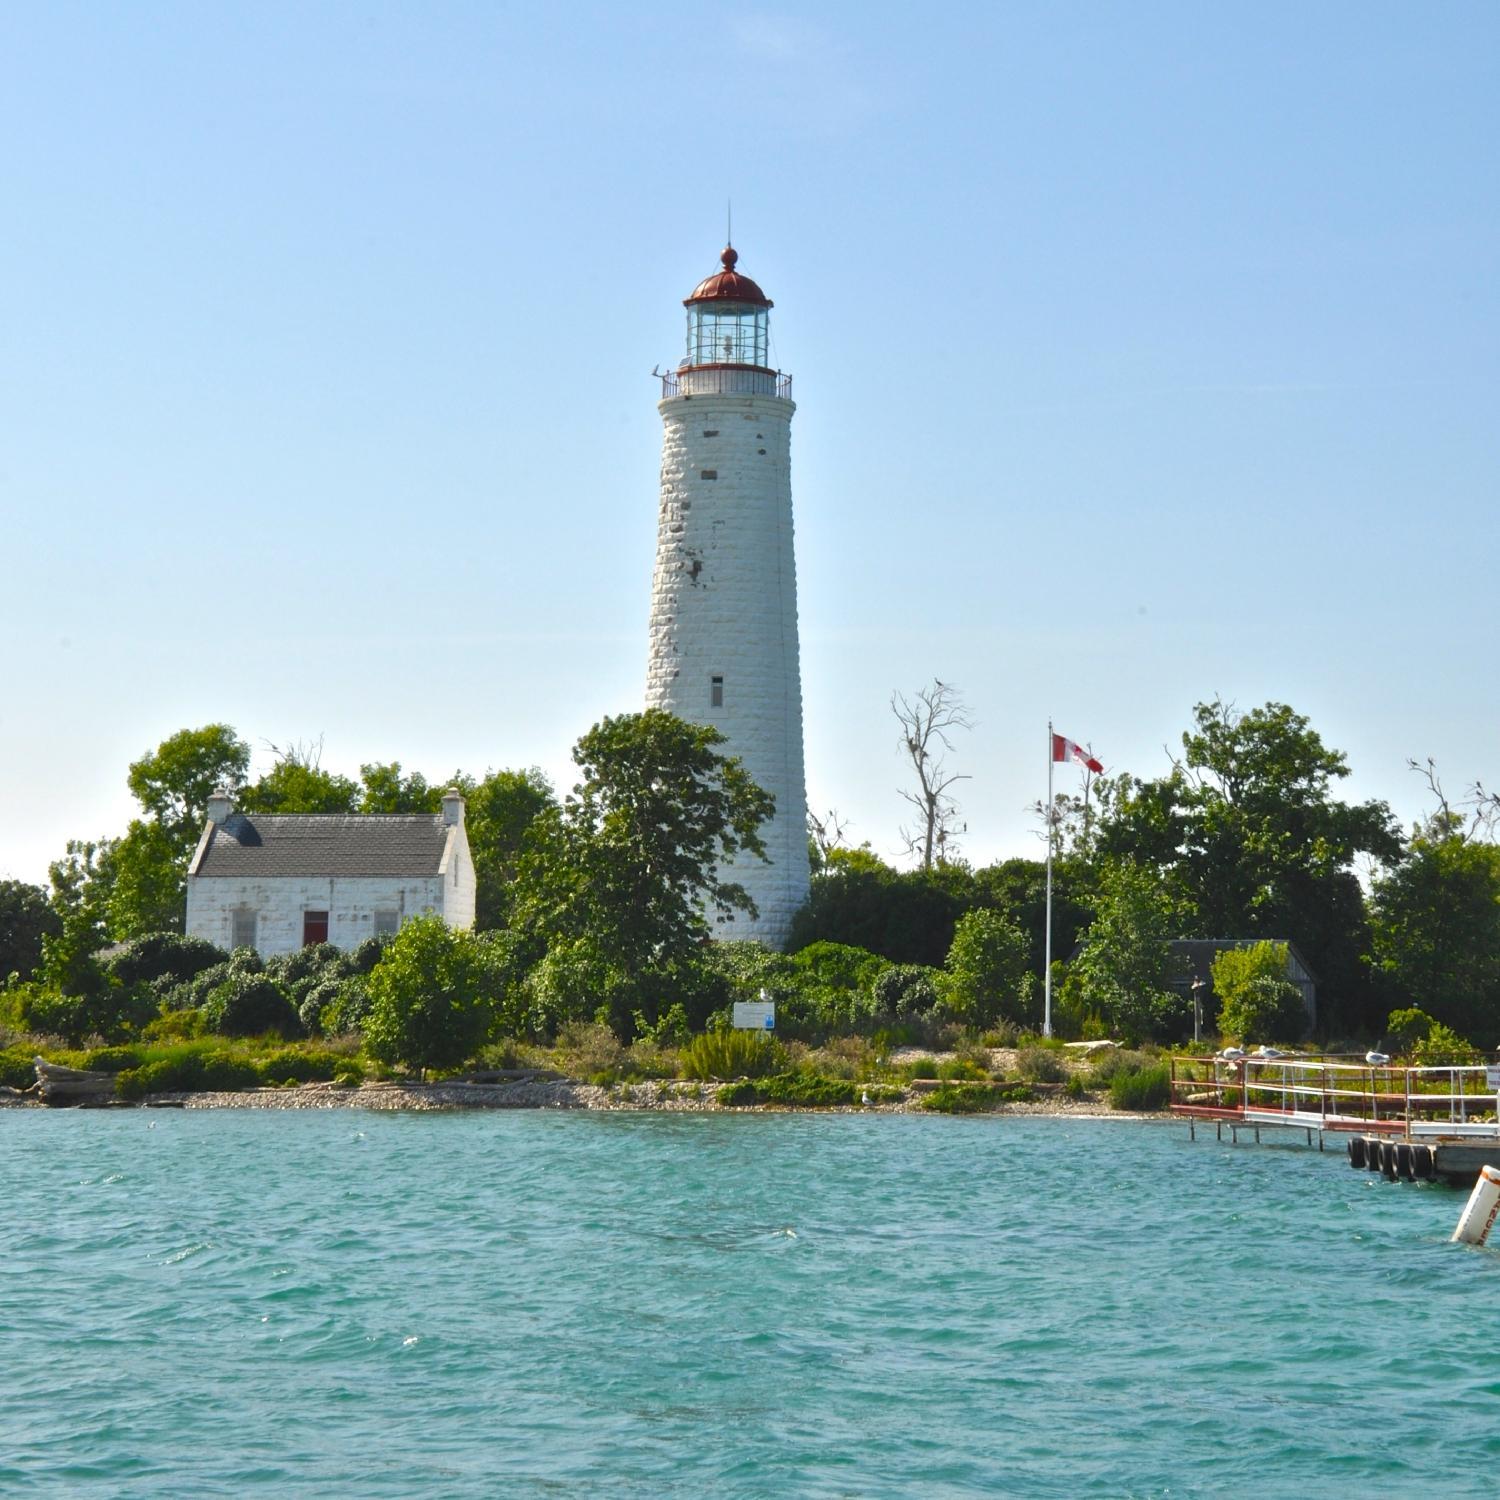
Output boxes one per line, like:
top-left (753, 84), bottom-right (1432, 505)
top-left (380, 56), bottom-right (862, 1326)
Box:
top-left (18, 983), bottom-right (156, 1045)
top-left (0, 1045), bottom-right (36, 1089)
top-left (789, 941), bottom-right (890, 994)
top-left (1217, 976), bottom-right (1306, 1046)
top-left (254, 1047), bottom-right (348, 1086)
top-left (920, 1083), bottom-right (996, 1114)
top-left (1065, 1075), bottom-right (1089, 1100)
top-left (937, 1057), bottom-right (988, 1081)
top-left (1108, 1063), bottom-right (1171, 1111)
top-left (872, 964), bottom-right (944, 1019)
top-left (680, 1029), bottom-right (786, 1081)
top-left (759, 1073), bottom-right (858, 1107)
top-left (80, 1045), bottom-right (146, 1074)
top-left (106, 933), bottom-right (227, 990)
top-left (1387, 1007), bottom-right (1437, 1056)
top-left (364, 916), bottom-right (498, 1076)
top-left (202, 973), bottom-right (301, 1039)
top-left (634, 1003), bottom-right (690, 1049)
top-left (902, 1056), bottom-right (939, 1080)
top-left (142, 1008), bottom-right (205, 1041)
top-left (299, 978), bottom-right (347, 1036)
top-left (265, 942), bottom-right (346, 989)
top-left (944, 909), bottom-right (1029, 1028)
top-left (717, 1079), bottom-right (760, 1106)
top-left (1016, 1045), bottom-right (1068, 1084)
top-left (116, 1045), bottom-right (262, 1099)
top-left (1086, 1048), bottom-right (1151, 1087)
top-left (554, 1022), bottom-right (628, 1080)
top-left (1412, 1022), bottom-right (1481, 1067)
top-left (323, 977), bottom-right (372, 1035)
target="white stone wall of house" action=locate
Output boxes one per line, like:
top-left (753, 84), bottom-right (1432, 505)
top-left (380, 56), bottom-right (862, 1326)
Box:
top-left (185, 868), bottom-right (473, 959)
top-left (647, 388), bottom-right (810, 946)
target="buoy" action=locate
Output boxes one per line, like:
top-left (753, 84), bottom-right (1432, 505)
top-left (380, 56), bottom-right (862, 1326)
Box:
top-left (1451, 1165), bottom-right (1500, 1245)
top-left (1349, 1137), bottom-right (1367, 1169)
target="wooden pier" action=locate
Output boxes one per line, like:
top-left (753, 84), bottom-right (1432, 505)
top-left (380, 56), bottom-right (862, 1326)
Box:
top-left (1171, 1055), bottom-right (1500, 1185)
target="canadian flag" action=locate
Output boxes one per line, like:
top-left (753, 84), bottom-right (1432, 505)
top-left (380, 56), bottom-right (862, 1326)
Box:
top-left (1052, 733), bottom-right (1103, 775)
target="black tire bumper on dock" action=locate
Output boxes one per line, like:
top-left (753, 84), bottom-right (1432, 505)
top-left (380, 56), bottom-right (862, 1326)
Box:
top-left (1347, 1135), bottom-right (1486, 1185)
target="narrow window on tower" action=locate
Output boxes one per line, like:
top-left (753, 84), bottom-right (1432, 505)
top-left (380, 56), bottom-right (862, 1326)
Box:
top-left (711, 675), bottom-right (724, 708)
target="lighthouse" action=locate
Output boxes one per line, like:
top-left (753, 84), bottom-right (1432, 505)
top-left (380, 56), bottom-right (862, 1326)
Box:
top-left (646, 245), bottom-right (810, 946)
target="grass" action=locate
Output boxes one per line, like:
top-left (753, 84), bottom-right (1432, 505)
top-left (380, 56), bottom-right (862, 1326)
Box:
top-left (680, 1029), bottom-right (786, 1081)
top-left (920, 1081), bottom-right (1038, 1114)
top-left (1108, 1063), bottom-right (1171, 1111)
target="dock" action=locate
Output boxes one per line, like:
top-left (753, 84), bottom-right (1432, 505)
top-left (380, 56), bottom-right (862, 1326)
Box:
top-left (1170, 1055), bottom-right (1500, 1185)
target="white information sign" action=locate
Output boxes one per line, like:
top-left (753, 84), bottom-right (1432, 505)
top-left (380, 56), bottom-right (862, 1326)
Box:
top-left (733, 1001), bottom-right (776, 1031)
top-left (1486, 1065), bottom-right (1500, 1091)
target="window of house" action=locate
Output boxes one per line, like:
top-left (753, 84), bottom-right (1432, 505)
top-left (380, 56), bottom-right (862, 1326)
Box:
top-left (711, 675), bottom-right (724, 707)
top-left (374, 910), bottom-right (400, 937)
top-left (231, 908), bottom-right (257, 951)
top-left (303, 910), bottom-right (329, 947)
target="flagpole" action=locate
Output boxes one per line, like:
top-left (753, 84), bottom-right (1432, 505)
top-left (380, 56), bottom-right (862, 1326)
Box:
top-left (1044, 719), bottom-right (1054, 1039)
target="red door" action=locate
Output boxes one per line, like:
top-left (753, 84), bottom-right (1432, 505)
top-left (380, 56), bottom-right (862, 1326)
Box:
top-left (303, 911), bottom-right (329, 946)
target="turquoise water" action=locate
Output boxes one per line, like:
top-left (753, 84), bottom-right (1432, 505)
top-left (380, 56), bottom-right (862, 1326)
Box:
top-left (3, 1111), bottom-right (1496, 1497)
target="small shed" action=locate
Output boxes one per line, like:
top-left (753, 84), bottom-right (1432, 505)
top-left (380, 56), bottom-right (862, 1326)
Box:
top-left (1167, 938), bottom-right (1319, 1028)
top-left (184, 787), bottom-right (475, 958)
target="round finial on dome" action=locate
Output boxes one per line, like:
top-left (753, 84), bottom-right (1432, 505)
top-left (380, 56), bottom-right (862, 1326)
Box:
top-left (721, 245), bottom-right (738, 271)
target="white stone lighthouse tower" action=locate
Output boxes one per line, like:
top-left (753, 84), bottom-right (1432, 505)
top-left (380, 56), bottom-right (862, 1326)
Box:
top-left (646, 245), bottom-right (809, 946)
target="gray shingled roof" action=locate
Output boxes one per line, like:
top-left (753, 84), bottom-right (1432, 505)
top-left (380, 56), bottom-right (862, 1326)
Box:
top-left (193, 813), bottom-right (452, 879)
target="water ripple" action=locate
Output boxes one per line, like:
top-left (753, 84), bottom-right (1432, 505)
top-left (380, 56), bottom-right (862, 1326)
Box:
top-left (3, 1111), bottom-right (1497, 1495)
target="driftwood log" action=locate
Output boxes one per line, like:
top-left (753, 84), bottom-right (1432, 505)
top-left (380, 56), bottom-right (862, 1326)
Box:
top-left (34, 1057), bottom-right (114, 1104)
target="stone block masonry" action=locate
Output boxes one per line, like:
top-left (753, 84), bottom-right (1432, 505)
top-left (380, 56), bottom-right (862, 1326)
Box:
top-left (647, 390), bottom-right (810, 945)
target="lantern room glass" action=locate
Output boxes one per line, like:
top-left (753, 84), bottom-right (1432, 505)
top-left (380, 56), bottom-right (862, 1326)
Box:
top-left (684, 301), bottom-right (769, 370)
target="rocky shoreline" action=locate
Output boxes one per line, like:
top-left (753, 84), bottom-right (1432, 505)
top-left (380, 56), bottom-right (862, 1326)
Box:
top-left (2, 1074), bottom-right (1165, 1118)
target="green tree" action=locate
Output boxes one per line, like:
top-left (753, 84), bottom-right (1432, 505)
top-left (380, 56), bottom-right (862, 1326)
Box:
top-left (464, 768), bottom-right (554, 930)
top-left (0, 880), bottom-right (60, 982)
top-left (364, 915), bottom-right (496, 1076)
top-left (944, 908), bottom-right (1029, 1027)
top-left (512, 710), bottom-right (774, 1032)
top-left (127, 724), bottom-right (251, 859)
top-left (359, 762), bottom-right (446, 813)
top-left (1369, 833), bottom-right (1500, 1042)
top-left (241, 744), bottom-right (360, 814)
top-left (42, 839), bottom-right (117, 997)
top-left (108, 820), bottom-right (187, 939)
top-left (788, 863), bottom-right (968, 967)
top-left (1096, 699), bottom-right (1400, 1030)
top-left (1072, 863), bottom-right (1187, 1042)
top-left (1211, 941), bottom-right (1307, 1043)
top-left (971, 856), bottom-right (1091, 978)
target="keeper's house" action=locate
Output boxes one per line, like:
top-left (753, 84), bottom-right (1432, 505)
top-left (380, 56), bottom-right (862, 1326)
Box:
top-left (184, 786), bottom-right (475, 959)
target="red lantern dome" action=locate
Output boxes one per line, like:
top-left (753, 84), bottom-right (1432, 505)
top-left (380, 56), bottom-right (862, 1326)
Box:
top-left (684, 246), bottom-right (773, 309)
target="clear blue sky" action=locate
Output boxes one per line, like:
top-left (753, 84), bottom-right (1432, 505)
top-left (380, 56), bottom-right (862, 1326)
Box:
top-left (3, 2), bottom-right (1496, 884)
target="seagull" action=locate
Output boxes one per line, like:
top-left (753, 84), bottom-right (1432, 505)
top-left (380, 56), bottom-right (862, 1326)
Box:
top-left (1216, 1047), bottom-right (1246, 1062)
top-left (1253, 1045), bottom-right (1287, 1059)
top-left (861, 1090), bottom-right (871, 1106)
top-left (1365, 1051), bottom-right (1391, 1066)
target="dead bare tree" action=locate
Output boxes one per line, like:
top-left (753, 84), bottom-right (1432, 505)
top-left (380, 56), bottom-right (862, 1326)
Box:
top-left (892, 680), bottom-right (972, 869)
top-left (1409, 756), bottom-right (1500, 842)
top-left (807, 806), bottom-right (852, 867)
